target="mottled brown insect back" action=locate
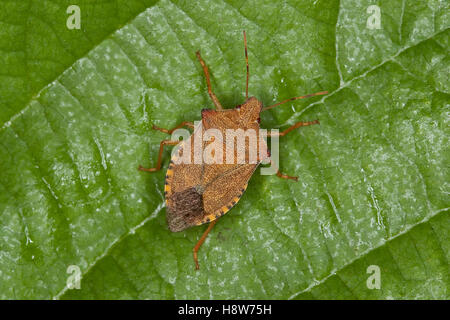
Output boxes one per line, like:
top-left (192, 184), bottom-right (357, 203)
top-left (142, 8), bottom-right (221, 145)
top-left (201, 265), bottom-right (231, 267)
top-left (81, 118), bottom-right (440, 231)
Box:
top-left (165, 97), bottom-right (266, 232)
top-left (167, 186), bottom-right (205, 232)
top-left (139, 31), bottom-right (328, 270)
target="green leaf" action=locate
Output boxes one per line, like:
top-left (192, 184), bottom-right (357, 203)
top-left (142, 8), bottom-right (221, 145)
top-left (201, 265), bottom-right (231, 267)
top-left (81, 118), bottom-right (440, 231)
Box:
top-left (0, 0), bottom-right (448, 299)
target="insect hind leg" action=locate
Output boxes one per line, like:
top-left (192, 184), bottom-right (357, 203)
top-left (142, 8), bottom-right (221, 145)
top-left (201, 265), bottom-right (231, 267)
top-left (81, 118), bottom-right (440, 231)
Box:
top-left (193, 219), bottom-right (218, 270)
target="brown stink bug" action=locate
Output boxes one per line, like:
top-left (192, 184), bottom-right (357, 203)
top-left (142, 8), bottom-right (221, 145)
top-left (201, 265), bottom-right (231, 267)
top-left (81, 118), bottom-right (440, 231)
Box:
top-left (139, 31), bottom-right (327, 269)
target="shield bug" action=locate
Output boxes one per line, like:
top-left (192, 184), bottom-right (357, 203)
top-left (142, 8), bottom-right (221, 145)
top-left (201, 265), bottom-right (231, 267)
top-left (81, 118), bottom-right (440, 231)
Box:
top-left (139, 31), bottom-right (328, 269)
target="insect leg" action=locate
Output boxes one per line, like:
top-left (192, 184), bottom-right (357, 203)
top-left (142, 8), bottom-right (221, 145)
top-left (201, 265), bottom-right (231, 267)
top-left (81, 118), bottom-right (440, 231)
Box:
top-left (193, 219), bottom-right (218, 270)
top-left (152, 121), bottom-right (194, 134)
top-left (138, 140), bottom-right (179, 172)
top-left (195, 51), bottom-right (223, 110)
top-left (262, 91), bottom-right (328, 111)
top-left (266, 120), bottom-right (320, 137)
top-left (243, 30), bottom-right (249, 100)
top-left (276, 170), bottom-right (298, 181)
top-left (265, 160), bottom-right (298, 182)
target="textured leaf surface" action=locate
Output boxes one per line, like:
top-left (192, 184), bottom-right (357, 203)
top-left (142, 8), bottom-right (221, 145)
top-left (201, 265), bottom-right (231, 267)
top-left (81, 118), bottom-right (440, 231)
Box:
top-left (0, 0), bottom-right (448, 299)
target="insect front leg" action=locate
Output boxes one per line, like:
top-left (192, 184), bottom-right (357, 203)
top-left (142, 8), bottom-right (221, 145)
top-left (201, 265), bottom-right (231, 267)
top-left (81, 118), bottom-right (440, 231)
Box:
top-left (195, 51), bottom-right (223, 110)
top-left (138, 140), bottom-right (179, 172)
top-left (152, 121), bottom-right (194, 134)
top-left (266, 120), bottom-right (319, 137)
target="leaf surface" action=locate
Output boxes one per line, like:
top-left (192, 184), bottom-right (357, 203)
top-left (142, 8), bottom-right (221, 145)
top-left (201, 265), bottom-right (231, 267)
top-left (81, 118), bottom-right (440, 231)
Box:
top-left (0, 0), bottom-right (448, 299)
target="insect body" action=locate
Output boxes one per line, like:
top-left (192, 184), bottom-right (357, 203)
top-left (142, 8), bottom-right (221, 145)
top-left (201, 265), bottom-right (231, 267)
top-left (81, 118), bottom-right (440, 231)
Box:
top-left (139, 31), bottom-right (327, 269)
top-left (165, 97), bottom-right (267, 233)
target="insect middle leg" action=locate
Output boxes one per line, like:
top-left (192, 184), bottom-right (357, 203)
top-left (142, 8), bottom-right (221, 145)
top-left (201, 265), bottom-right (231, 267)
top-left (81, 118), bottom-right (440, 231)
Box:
top-left (152, 121), bottom-right (194, 134)
top-left (195, 51), bottom-right (223, 110)
top-left (138, 140), bottom-right (179, 172)
top-left (264, 159), bottom-right (298, 182)
top-left (193, 219), bottom-right (218, 270)
top-left (275, 169), bottom-right (298, 181)
top-left (264, 120), bottom-right (320, 181)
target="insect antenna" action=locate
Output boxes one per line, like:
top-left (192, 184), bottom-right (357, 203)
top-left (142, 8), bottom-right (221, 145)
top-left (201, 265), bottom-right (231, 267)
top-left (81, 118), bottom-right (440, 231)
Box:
top-left (243, 30), bottom-right (249, 100)
top-left (262, 91), bottom-right (328, 111)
